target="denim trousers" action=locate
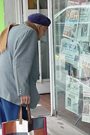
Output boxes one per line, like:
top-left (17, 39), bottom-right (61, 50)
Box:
top-left (0, 98), bottom-right (27, 126)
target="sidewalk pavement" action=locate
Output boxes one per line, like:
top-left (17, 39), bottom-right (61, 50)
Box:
top-left (0, 105), bottom-right (88, 135)
top-left (0, 116), bottom-right (87, 135)
top-left (31, 104), bottom-right (88, 135)
top-left (47, 116), bottom-right (88, 135)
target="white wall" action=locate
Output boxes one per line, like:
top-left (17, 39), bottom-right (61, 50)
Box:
top-left (4, 0), bottom-right (16, 25)
top-left (4, 0), bottom-right (22, 26)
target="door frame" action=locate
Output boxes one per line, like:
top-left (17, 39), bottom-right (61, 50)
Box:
top-left (22, 0), bottom-right (50, 94)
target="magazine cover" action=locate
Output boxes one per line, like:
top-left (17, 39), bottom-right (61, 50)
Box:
top-left (65, 75), bottom-right (80, 114)
top-left (82, 84), bottom-right (90, 123)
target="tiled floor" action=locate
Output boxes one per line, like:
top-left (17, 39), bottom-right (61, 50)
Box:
top-left (39, 94), bottom-right (51, 111)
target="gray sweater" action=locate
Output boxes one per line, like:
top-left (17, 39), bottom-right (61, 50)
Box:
top-left (0, 24), bottom-right (40, 108)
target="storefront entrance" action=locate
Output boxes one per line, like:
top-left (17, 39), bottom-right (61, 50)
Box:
top-left (22, 0), bottom-right (50, 94)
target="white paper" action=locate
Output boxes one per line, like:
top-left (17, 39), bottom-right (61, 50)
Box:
top-left (16, 120), bottom-right (28, 132)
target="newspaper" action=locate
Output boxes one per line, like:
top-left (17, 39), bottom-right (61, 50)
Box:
top-left (65, 75), bottom-right (80, 114)
top-left (64, 0), bottom-right (89, 41)
top-left (82, 84), bottom-right (90, 123)
top-left (79, 42), bottom-right (89, 54)
top-left (61, 38), bottom-right (80, 68)
top-left (68, 0), bottom-right (87, 5)
top-left (77, 8), bottom-right (90, 42)
top-left (79, 54), bottom-right (90, 86)
top-left (63, 9), bottom-right (79, 39)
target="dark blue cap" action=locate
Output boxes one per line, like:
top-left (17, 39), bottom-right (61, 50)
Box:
top-left (28, 13), bottom-right (51, 26)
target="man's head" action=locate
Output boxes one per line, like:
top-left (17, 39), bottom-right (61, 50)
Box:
top-left (28, 13), bottom-right (51, 39)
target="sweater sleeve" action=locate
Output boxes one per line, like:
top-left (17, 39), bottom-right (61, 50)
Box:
top-left (13, 29), bottom-right (38, 96)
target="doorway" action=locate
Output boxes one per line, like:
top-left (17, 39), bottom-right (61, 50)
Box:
top-left (23, 0), bottom-right (50, 94)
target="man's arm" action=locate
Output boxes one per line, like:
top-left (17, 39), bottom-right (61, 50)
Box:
top-left (13, 29), bottom-right (38, 104)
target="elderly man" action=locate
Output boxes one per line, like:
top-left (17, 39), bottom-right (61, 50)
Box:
top-left (0, 13), bottom-right (51, 124)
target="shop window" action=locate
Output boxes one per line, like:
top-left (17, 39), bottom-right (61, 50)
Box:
top-left (28, 0), bottom-right (47, 9)
top-left (54, 3), bottom-right (90, 134)
top-left (28, 0), bottom-right (37, 9)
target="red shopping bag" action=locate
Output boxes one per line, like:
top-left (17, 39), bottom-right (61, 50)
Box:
top-left (2, 104), bottom-right (47, 135)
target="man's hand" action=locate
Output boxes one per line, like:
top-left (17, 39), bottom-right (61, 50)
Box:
top-left (20, 96), bottom-right (30, 104)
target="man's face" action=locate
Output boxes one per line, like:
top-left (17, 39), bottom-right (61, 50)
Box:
top-left (38, 25), bottom-right (48, 39)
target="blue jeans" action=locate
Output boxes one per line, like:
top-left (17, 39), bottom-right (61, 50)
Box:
top-left (0, 98), bottom-right (27, 126)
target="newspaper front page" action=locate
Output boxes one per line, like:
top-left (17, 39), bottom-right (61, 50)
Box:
top-left (65, 75), bottom-right (80, 114)
top-left (82, 84), bottom-right (90, 123)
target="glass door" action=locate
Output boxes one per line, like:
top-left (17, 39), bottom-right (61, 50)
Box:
top-left (53, 0), bottom-right (90, 134)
